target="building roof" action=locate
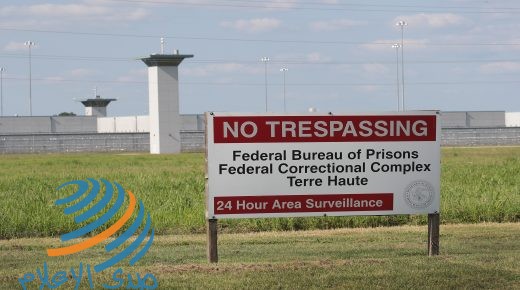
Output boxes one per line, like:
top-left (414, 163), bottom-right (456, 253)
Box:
top-left (80, 96), bottom-right (116, 107)
top-left (141, 53), bottom-right (194, 67)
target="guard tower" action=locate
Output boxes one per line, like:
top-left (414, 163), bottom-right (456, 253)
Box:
top-left (80, 95), bottom-right (116, 117)
top-left (141, 51), bottom-right (193, 154)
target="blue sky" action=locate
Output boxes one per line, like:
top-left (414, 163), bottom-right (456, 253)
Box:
top-left (1, 0), bottom-right (520, 116)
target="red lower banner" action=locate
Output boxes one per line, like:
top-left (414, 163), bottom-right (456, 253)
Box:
top-left (214, 193), bottom-right (393, 214)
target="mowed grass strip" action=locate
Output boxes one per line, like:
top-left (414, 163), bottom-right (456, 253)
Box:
top-left (0, 147), bottom-right (519, 239)
top-left (0, 223), bottom-right (518, 289)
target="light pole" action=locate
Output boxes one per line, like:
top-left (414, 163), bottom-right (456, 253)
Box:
top-left (280, 67), bottom-right (288, 113)
top-left (160, 37), bottom-right (165, 54)
top-left (392, 44), bottom-right (400, 112)
top-left (261, 57), bottom-right (270, 112)
top-left (396, 20), bottom-right (407, 111)
top-left (24, 41), bottom-right (36, 116)
top-left (0, 67), bottom-right (4, 116)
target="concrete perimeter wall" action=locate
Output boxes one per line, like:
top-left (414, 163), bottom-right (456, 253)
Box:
top-left (441, 111), bottom-right (506, 128)
top-left (2, 128), bottom-right (520, 154)
top-left (96, 114), bottom-right (204, 133)
top-left (0, 133), bottom-right (149, 154)
top-left (506, 112), bottom-right (520, 127)
top-left (441, 127), bottom-right (520, 146)
top-left (0, 116), bottom-right (97, 134)
top-left (0, 131), bottom-right (206, 154)
top-left (97, 116), bottom-right (150, 133)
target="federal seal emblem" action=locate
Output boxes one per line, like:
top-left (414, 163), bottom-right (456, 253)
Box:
top-left (404, 180), bottom-right (434, 209)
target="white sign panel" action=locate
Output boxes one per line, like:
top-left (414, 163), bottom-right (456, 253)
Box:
top-left (206, 112), bottom-right (440, 219)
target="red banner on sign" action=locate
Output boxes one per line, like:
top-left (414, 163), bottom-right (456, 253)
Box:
top-left (214, 193), bottom-right (393, 214)
top-left (213, 115), bottom-right (436, 143)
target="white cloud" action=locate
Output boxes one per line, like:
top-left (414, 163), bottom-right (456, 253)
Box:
top-left (113, 8), bottom-right (149, 21)
top-left (305, 52), bottom-right (330, 63)
top-left (220, 18), bottom-right (281, 33)
top-left (259, 0), bottom-right (298, 10)
top-left (357, 85), bottom-right (379, 93)
top-left (362, 63), bottom-right (389, 74)
top-left (362, 39), bottom-right (430, 51)
top-left (90, 0), bottom-right (299, 10)
top-left (393, 13), bottom-right (467, 28)
top-left (3, 41), bottom-right (31, 52)
top-left (309, 19), bottom-right (363, 31)
top-left (69, 68), bottom-right (96, 77)
top-left (41, 76), bottom-right (66, 84)
top-left (184, 63), bottom-right (262, 77)
top-left (0, 4), bottom-right (108, 18)
top-left (0, 3), bottom-right (149, 27)
top-left (273, 52), bottom-right (331, 63)
top-left (479, 62), bottom-right (520, 74)
top-left (116, 69), bottom-right (148, 82)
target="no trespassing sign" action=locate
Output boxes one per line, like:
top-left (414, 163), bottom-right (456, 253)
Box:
top-left (205, 112), bottom-right (440, 219)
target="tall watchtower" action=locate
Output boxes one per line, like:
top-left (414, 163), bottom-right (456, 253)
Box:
top-left (141, 51), bottom-right (193, 154)
top-left (80, 95), bottom-right (116, 117)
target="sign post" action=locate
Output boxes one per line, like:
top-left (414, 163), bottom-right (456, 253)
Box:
top-left (428, 213), bottom-right (440, 256)
top-left (205, 111), bottom-right (441, 262)
top-left (206, 219), bottom-right (218, 263)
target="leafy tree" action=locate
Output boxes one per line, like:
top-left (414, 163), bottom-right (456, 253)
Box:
top-left (58, 112), bottom-right (76, 116)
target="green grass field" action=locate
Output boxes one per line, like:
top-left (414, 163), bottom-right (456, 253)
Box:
top-left (0, 147), bottom-right (519, 289)
top-left (0, 147), bottom-right (519, 239)
top-left (1, 223), bottom-right (518, 289)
